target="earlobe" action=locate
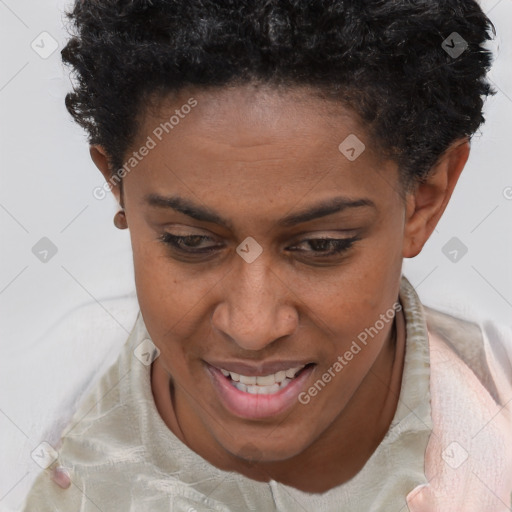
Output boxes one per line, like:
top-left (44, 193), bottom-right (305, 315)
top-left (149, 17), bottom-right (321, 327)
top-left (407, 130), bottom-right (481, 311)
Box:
top-left (402, 140), bottom-right (470, 258)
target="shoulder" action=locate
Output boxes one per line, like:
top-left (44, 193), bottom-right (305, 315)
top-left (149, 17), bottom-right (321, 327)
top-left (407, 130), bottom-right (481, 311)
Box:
top-left (412, 306), bottom-right (512, 511)
top-left (20, 311), bottom-right (237, 512)
top-left (423, 305), bottom-right (512, 406)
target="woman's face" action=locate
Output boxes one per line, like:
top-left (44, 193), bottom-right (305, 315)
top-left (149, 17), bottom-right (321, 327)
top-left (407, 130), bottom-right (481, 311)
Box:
top-left (117, 84), bottom-right (410, 463)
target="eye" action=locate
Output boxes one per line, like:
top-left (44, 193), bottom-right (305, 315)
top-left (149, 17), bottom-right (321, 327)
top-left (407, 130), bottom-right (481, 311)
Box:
top-left (158, 232), bottom-right (222, 253)
top-left (286, 236), bottom-right (360, 257)
top-left (158, 232), bottom-right (360, 260)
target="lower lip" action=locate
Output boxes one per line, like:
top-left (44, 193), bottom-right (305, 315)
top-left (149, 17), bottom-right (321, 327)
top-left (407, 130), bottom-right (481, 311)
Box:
top-left (207, 364), bottom-right (315, 420)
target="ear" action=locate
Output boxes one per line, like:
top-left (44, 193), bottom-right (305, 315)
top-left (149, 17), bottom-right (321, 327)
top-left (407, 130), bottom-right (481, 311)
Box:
top-left (403, 139), bottom-right (470, 258)
top-left (90, 145), bottom-right (124, 207)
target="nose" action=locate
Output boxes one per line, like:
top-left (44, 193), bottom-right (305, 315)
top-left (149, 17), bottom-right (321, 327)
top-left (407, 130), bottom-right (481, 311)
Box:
top-left (211, 258), bottom-right (298, 351)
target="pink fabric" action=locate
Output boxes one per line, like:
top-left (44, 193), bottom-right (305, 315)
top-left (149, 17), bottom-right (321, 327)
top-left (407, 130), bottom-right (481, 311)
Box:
top-left (406, 329), bottom-right (512, 511)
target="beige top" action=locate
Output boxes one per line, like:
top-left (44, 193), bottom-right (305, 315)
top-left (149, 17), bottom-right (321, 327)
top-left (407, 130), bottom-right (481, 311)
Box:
top-left (21, 276), bottom-right (512, 511)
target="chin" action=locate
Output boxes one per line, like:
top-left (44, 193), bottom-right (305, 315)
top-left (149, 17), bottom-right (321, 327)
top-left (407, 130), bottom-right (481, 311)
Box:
top-left (221, 427), bottom-right (314, 464)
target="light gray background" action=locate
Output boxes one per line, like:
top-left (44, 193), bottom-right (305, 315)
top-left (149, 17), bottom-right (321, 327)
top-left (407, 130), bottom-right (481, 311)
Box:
top-left (0, 0), bottom-right (511, 510)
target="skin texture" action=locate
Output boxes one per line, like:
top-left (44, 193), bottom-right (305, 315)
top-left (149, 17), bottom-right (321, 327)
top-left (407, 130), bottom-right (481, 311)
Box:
top-left (91, 84), bottom-right (469, 493)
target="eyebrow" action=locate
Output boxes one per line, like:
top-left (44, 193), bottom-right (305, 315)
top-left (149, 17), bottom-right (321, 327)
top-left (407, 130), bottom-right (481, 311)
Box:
top-left (144, 193), bottom-right (375, 229)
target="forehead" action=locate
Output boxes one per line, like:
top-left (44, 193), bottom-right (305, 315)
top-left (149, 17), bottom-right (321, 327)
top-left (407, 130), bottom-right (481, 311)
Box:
top-left (124, 84), bottom-right (399, 212)
top-left (138, 84), bottom-right (364, 154)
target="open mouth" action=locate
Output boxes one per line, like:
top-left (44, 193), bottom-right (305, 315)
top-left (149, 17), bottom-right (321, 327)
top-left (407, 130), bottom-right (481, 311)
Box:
top-left (219, 363), bottom-right (315, 395)
top-left (207, 362), bottom-right (316, 419)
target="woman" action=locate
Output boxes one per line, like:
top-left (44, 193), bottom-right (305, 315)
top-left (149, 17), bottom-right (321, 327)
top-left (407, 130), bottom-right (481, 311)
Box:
top-left (22, 0), bottom-right (512, 510)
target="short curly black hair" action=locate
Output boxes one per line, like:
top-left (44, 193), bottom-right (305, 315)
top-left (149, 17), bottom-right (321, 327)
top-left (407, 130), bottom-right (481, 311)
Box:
top-left (61, 0), bottom-right (495, 186)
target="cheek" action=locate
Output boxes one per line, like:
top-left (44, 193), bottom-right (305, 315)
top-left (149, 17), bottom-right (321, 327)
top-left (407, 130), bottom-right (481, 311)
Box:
top-left (309, 234), bottom-right (401, 310)
top-left (131, 240), bottom-right (224, 364)
top-left (294, 233), bottom-right (402, 354)
top-left (132, 232), bottom-right (205, 312)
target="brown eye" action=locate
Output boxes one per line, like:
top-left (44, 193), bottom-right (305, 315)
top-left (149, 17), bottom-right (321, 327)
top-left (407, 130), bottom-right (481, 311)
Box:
top-left (159, 233), bottom-right (221, 253)
top-left (287, 236), bottom-right (360, 257)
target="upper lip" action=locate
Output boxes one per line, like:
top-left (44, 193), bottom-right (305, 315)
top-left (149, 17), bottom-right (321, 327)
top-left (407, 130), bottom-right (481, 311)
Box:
top-left (206, 360), bottom-right (314, 376)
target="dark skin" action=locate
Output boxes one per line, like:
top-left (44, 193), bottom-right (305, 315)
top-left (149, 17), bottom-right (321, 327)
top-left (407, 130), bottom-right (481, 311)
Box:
top-left (91, 84), bottom-right (469, 493)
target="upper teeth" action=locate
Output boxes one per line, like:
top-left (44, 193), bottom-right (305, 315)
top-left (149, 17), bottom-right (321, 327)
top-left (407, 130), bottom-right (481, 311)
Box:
top-left (220, 365), bottom-right (305, 385)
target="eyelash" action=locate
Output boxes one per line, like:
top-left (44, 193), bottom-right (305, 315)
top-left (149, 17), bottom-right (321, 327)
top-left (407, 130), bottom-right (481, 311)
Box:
top-left (158, 232), bottom-right (360, 258)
